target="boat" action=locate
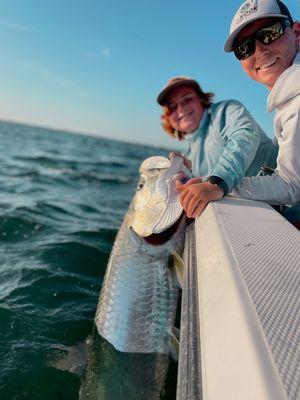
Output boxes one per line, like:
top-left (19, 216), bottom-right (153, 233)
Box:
top-left (177, 197), bottom-right (300, 400)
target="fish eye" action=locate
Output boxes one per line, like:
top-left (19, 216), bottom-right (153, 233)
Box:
top-left (137, 179), bottom-right (145, 191)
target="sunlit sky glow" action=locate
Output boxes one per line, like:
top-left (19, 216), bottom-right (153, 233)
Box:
top-left (0, 0), bottom-right (299, 149)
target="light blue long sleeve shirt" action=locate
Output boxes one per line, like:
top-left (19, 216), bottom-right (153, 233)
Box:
top-left (184, 100), bottom-right (278, 193)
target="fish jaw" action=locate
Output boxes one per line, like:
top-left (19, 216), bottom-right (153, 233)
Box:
top-left (131, 156), bottom-right (191, 237)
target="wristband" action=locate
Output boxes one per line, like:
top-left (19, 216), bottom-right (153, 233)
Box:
top-left (207, 176), bottom-right (228, 196)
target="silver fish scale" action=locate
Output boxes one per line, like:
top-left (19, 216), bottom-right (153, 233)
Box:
top-left (95, 211), bottom-right (184, 354)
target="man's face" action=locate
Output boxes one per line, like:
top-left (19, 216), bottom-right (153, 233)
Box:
top-left (236, 17), bottom-right (300, 90)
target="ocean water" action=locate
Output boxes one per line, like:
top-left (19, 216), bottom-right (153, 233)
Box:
top-left (0, 121), bottom-right (177, 400)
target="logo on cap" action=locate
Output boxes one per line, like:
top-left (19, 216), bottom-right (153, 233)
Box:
top-left (237, 0), bottom-right (258, 23)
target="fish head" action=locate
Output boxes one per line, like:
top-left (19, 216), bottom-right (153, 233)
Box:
top-left (130, 155), bottom-right (191, 239)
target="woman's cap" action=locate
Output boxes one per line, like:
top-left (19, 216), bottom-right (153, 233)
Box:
top-left (157, 76), bottom-right (202, 105)
top-left (224, 0), bottom-right (293, 52)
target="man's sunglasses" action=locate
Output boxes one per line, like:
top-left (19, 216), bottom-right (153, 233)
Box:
top-left (234, 19), bottom-right (292, 61)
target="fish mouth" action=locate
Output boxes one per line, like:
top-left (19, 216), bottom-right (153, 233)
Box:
top-left (142, 212), bottom-right (185, 245)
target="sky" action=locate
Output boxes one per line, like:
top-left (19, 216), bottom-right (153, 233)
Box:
top-left (0, 0), bottom-right (299, 149)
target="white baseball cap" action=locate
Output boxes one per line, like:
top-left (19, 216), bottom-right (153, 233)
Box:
top-left (224, 0), bottom-right (293, 52)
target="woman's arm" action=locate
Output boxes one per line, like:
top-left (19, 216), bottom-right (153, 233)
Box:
top-left (209, 100), bottom-right (263, 192)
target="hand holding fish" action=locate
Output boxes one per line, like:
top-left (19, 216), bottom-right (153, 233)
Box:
top-left (169, 151), bottom-right (192, 171)
top-left (176, 179), bottom-right (224, 218)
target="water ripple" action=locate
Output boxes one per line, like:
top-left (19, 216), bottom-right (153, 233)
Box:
top-left (0, 121), bottom-right (171, 399)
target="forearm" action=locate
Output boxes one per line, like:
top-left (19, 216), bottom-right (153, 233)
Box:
top-left (230, 173), bottom-right (300, 205)
top-left (212, 128), bottom-right (261, 192)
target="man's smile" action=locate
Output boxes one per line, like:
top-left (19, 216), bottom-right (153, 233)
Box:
top-left (256, 57), bottom-right (279, 71)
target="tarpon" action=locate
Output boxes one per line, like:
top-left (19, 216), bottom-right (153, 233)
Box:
top-left (77, 155), bottom-right (191, 399)
top-left (95, 155), bottom-right (191, 354)
top-left (50, 155), bottom-right (191, 400)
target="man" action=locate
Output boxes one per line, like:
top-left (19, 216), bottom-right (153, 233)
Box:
top-left (224, 0), bottom-right (300, 222)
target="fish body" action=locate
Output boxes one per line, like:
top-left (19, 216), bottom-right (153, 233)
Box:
top-left (79, 332), bottom-right (173, 400)
top-left (95, 156), bottom-right (190, 354)
top-left (52, 156), bottom-right (190, 400)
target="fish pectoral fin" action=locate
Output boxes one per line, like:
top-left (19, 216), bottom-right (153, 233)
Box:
top-left (171, 251), bottom-right (185, 289)
top-left (48, 338), bottom-right (90, 376)
top-left (169, 328), bottom-right (180, 362)
top-left (172, 326), bottom-right (180, 341)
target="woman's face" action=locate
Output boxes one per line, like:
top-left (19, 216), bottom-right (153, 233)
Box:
top-left (165, 86), bottom-right (205, 134)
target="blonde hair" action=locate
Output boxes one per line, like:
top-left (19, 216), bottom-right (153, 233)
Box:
top-left (160, 89), bottom-right (214, 140)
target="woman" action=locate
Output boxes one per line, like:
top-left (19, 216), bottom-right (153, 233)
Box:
top-left (157, 76), bottom-right (278, 218)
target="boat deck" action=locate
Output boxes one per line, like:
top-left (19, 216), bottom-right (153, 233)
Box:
top-left (177, 197), bottom-right (300, 400)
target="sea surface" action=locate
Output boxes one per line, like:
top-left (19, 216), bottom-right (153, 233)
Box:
top-left (0, 121), bottom-right (177, 400)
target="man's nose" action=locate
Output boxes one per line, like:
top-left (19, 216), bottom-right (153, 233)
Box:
top-left (255, 39), bottom-right (270, 54)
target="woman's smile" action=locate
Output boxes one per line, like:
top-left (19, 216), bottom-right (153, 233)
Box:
top-left (179, 111), bottom-right (194, 121)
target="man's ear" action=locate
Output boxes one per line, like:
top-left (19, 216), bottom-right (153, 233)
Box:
top-left (292, 21), bottom-right (300, 47)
